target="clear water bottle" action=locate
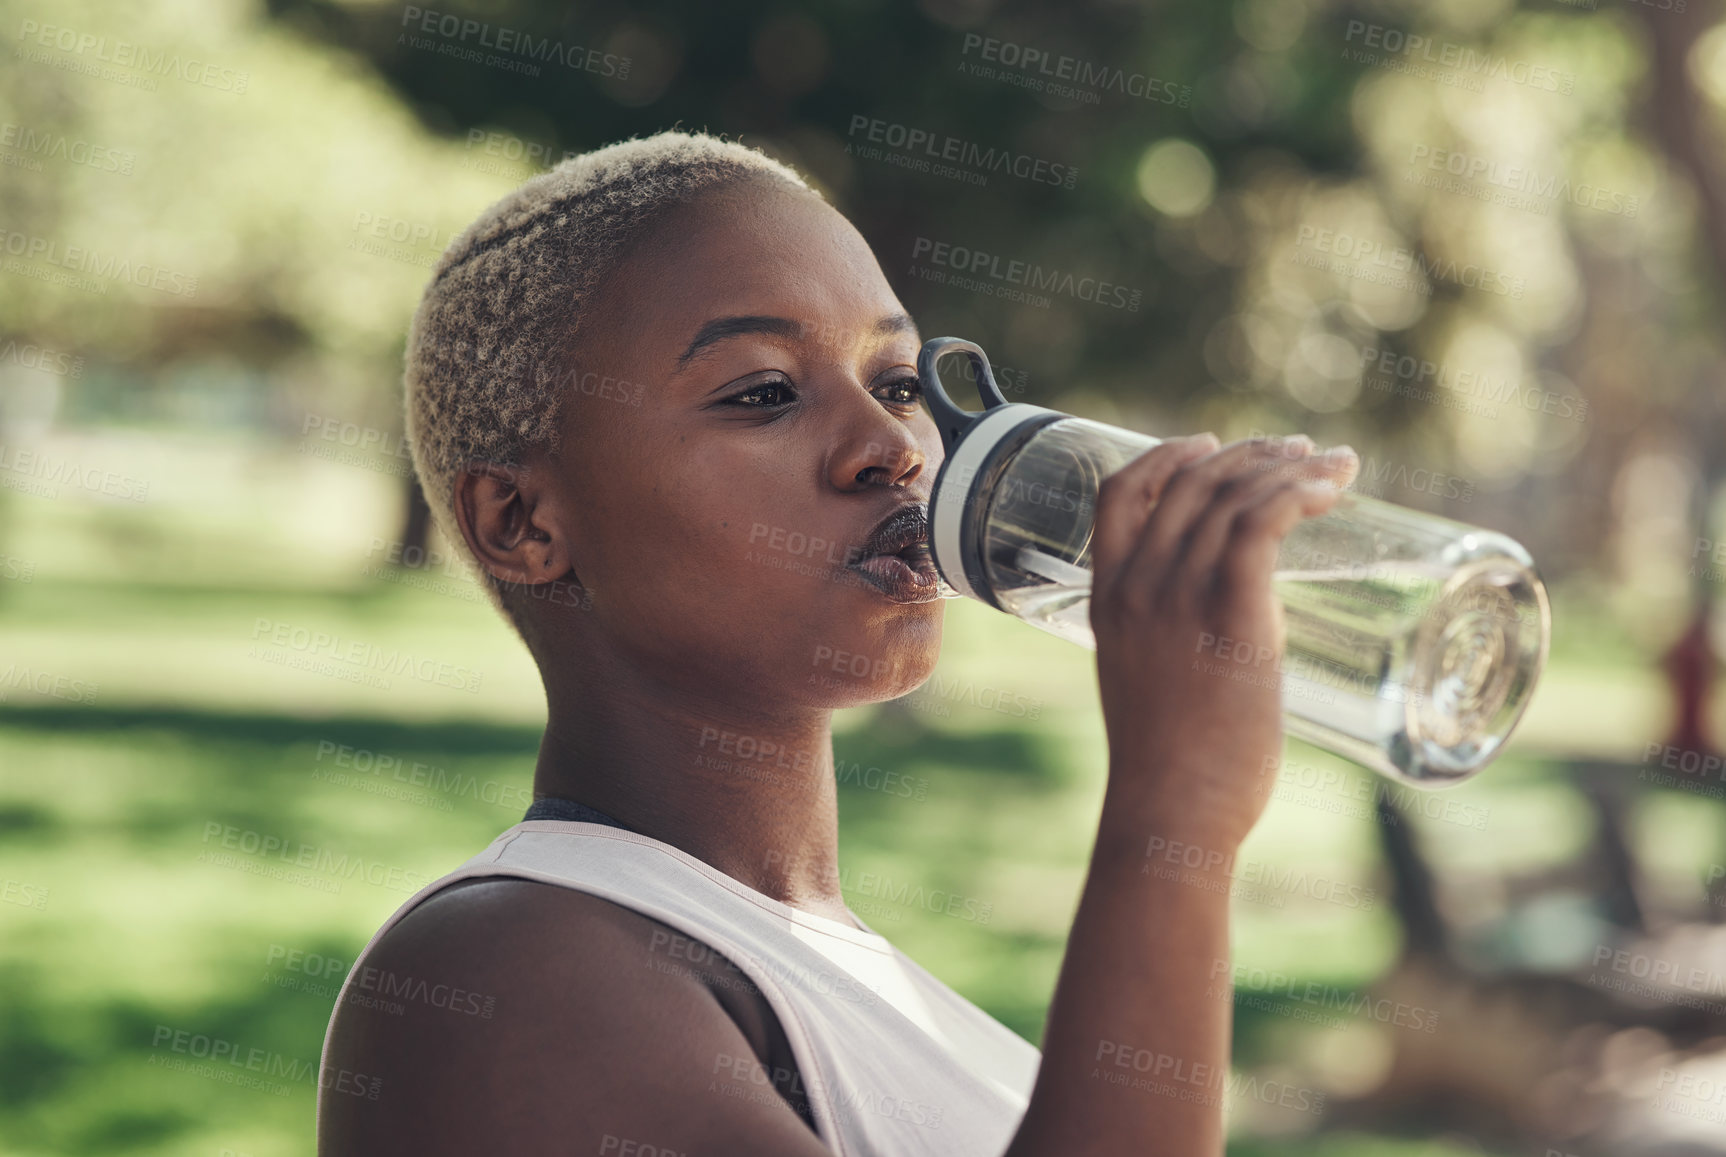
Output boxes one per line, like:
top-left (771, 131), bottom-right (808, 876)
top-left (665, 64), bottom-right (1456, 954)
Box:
top-left (917, 337), bottom-right (1551, 787)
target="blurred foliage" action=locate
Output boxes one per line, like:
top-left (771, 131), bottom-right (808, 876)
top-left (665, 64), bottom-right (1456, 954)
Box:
top-left (1, 0), bottom-right (1714, 613)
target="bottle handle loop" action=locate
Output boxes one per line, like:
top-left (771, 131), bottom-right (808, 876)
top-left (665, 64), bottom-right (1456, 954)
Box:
top-left (916, 337), bottom-right (1011, 454)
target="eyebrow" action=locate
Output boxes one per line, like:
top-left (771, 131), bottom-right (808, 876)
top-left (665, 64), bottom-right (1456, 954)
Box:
top-left (674, 312), bottom-right (918, 369)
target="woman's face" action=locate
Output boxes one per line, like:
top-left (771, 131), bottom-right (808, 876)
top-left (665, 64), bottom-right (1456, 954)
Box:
top-left (534, 179), bottom-right (947, 713)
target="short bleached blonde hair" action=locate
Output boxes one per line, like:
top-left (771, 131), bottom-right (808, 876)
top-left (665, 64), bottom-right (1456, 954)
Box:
top-left (404, 129), bottom-right (821, 621)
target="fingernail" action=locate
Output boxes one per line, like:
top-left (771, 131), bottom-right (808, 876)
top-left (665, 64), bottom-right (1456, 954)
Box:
top-left (1322, 444), bottom-right (1357, 461)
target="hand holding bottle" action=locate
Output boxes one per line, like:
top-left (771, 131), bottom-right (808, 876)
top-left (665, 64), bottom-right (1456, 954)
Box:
top-left (1088, 433), bottom-right (1359, 850)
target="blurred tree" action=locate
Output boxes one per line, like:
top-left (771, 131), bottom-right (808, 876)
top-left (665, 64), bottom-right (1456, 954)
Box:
top-left (256, 0), bottom-right (1695, 607)
top-left (264, 0), bottom-right (1362, 555)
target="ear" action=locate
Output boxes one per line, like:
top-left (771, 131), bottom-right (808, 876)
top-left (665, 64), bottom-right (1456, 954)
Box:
top-left (451, 458), bottom-right (573, 586)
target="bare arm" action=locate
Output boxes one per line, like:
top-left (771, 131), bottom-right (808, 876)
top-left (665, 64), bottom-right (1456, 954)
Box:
top-left (1009, 433), bottom-right (1358, 1156)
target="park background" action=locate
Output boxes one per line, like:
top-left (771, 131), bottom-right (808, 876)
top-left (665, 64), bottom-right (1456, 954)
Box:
top-left (2, 0), bottom-right (1726, 1153)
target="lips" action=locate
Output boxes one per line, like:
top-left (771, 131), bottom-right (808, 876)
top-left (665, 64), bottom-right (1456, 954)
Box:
top-left (846, 504), bottom-right (943, 604)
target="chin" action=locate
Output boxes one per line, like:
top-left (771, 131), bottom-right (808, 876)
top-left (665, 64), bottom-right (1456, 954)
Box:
top-left (798, 620), bottom-right (943, 710)
top-left (880, 629), bottom-right (945, 700)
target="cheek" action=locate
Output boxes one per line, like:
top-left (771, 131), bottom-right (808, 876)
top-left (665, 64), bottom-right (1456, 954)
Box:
top-left (915, 417), bottom-right (944, 463)
top-left (671, 449), bottom-right (829, 576)
top-left (594, 457), bottom-right (826, 613)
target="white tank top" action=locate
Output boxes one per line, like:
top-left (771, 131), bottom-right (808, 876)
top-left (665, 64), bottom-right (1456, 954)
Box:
top-left (316, 820), bottom-right (1042, 1155)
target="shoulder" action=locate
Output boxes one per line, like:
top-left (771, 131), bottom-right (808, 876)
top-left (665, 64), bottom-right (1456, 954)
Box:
top-left (318, 876), bottom-right (825, 1155)
top-left (361, 874), bottom-right (669, 983)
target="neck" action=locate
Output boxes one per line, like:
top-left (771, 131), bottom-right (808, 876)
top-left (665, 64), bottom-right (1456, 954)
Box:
top-left (531, 654), bottom-right (854, 927)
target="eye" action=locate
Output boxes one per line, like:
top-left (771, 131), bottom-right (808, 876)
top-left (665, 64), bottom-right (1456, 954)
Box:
top-left (724, 376), bottom-right (797, 408)
top-left (875, 375), bottom-right (924, 408)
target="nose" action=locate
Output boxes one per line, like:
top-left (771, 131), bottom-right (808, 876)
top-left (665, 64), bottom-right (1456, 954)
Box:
top-left (827, 392), bottom-right (927, 493)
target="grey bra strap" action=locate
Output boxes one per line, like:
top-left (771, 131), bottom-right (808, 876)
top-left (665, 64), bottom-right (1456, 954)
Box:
top-left (521, 796), bottom-right (633, 831)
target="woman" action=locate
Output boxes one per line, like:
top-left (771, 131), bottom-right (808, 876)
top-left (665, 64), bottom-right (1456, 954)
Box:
top-left (317, 129), bottom-right (1358, 1156)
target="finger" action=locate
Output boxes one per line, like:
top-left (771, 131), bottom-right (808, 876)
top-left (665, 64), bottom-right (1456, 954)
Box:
top-left (1177, 446), bottom-right (1358, 585)
top-left (1089, 434), bottom-right (1219, 588)
top-left (1217, 481), bottom-right (1350, 618)
top-left (1116, 434), bottom-right (1318, 599)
